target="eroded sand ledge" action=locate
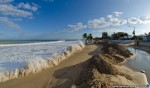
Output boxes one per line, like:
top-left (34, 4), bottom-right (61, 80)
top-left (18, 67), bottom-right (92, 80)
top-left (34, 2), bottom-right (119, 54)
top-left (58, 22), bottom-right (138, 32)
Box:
top-left (0, 43), bottom-right (148, 88)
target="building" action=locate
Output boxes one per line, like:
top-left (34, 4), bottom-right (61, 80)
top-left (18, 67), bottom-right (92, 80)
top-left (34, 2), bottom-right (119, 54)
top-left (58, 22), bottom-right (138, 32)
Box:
top-left (146, 36), bottom-right (150, 42)
top-left (143, 35), bottom-right (150, 42)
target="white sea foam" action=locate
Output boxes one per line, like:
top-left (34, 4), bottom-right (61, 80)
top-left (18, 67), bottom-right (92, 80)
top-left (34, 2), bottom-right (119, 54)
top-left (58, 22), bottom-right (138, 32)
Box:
top-left (0, 40), bottom-right (65, 47)
top-left (0, 41), bottom-right (85, 82)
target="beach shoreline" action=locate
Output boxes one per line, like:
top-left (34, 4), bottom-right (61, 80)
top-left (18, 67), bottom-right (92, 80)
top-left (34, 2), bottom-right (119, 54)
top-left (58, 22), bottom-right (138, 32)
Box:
top-left (0, 43), bottom-right (149, 88)
top-left (0, 41), bottom-right (85, 83)
top-left (0, 45), bottom-right (100, 88)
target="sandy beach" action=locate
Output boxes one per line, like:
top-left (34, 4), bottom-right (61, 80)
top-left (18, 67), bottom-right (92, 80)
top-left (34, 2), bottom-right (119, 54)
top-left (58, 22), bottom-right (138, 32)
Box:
top-left (0, 0), bottom-right (150, 87)
top-left (0, 45), bottom-right (101, 88)
top-left (0, 43), bottom-right (149, 88)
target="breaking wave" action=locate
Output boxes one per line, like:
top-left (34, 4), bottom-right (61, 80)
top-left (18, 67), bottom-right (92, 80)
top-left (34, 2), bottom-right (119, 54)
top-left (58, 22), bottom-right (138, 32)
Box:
top-left (0, 41), bottom-right (85, 82)
top-left (0, 40), bottom-right (65, 47)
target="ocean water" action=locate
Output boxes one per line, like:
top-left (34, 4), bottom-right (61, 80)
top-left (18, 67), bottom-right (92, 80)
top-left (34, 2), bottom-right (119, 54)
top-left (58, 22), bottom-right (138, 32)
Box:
top-left (0, 40), bottom-right (85, 82)
top-left (0, 40), bottom-right (61, 44)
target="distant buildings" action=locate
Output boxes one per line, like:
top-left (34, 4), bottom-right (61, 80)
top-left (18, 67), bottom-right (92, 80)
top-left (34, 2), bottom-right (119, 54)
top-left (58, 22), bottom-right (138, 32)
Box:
top-left (143, 32), bottom-right (150, 42)
top-left (122, 35), bottom-right (132, 39)
top-left (111, 32), bottom-right (136, 40)
top-left (144, 35), bottom-right (150, 42)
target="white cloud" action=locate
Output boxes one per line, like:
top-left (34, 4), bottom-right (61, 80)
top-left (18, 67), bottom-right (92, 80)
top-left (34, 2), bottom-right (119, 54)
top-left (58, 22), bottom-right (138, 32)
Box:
top-left (0, 0), bottom-right (13, 3)
top-left (107, 15), bottom-right (113, 19)
top-left (0, 4), bottom-right (33, 17)
top-left (87, 16), bottom-right (127, 29)
top-left (128, 16), bottom-right (150, 24)
top-left (0, 1), bottom-right (39, 30)
top-left (107, 13), bottom-right (127, 26)
top-left (113, 11), bottom-right (123, 17)
top-left (128, 17), bottom-right (141, 24)
top-left (67, 11), bottom-right (150, 32)
top-left (0, 17), bottom-right (20, 30)
top-left (88, 18), bottom-right (110, 28)
top-left (140, 16), bottom-right (150, 24)
top-left (68, 23), bottom-right (87, 31)
top-left (109, 17), bottom-right (127, 26)
top-left (17, 3), bottom-right (39, 12)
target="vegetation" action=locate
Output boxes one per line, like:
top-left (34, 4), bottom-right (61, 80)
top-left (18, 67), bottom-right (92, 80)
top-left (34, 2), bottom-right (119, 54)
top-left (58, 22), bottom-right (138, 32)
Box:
top-left (101, 32), bottom-right (130, 40)
top-left (87, 34), bottom-right (93, 41)
top-left (111, 32), bottom-right (129, 40)
top-left (102, 32), bottom-right (110, 39)
top-left (82, 33), bottom-right (93, 44)
top-left (83, 33), bottom-right (87, 39)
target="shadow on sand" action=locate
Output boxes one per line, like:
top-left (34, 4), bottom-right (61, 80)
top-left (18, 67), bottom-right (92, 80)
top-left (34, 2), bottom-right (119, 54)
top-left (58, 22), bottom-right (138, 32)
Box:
top-left (46, 45), bottom-right (102, 88)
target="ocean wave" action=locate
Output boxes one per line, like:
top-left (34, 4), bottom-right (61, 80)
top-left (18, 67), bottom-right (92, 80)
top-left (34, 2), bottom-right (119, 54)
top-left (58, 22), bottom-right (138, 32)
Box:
top-left (0, 40), bottom-right (65, 47)
top-left (0, 41), bottom-right (85, 82)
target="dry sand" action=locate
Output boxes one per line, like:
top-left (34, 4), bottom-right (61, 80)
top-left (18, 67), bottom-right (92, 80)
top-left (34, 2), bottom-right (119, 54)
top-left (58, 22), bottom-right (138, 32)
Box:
top-left (0, 45), bottom-right (101, 88)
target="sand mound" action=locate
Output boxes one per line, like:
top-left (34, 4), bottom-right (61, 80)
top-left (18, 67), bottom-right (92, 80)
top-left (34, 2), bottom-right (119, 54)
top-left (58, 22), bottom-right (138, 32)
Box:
top-left (74, 43), bottom-right (144, 88)
top-left (75, 55), bottom-right (134, 88)
top-left (74, 53), bottom-right (149, 88)
top-left (91, 55), bottom-right (118, 75)
top-left (102, 43), bottom-right (133, 58)
top-left (101, 43), bottom-right (133, 64)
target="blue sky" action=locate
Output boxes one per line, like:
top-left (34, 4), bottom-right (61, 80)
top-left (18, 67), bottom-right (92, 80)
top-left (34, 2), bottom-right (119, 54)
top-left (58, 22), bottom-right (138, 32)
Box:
top-left (0, 0), bottom-right (150, 40)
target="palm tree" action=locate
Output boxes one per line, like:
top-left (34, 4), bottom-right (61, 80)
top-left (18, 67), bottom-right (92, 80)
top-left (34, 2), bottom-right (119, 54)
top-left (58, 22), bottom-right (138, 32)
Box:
top-left (83, 33), bottom-right (87, 39)
top-left (83, 33), bottom-right (88, 44)
top-left (102, 32), bottom-right (108, 39)
top-left (82, 33), bottom-right (93, 44)
top-left (89, 34), bottom-right (93, 42)
top-left (87, 34), bottom-right (93, 43)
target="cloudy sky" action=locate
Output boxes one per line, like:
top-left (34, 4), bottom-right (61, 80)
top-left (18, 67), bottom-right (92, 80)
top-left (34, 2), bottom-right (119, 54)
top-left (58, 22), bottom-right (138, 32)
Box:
top-left (0, 0), bottom-right (150, 40)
